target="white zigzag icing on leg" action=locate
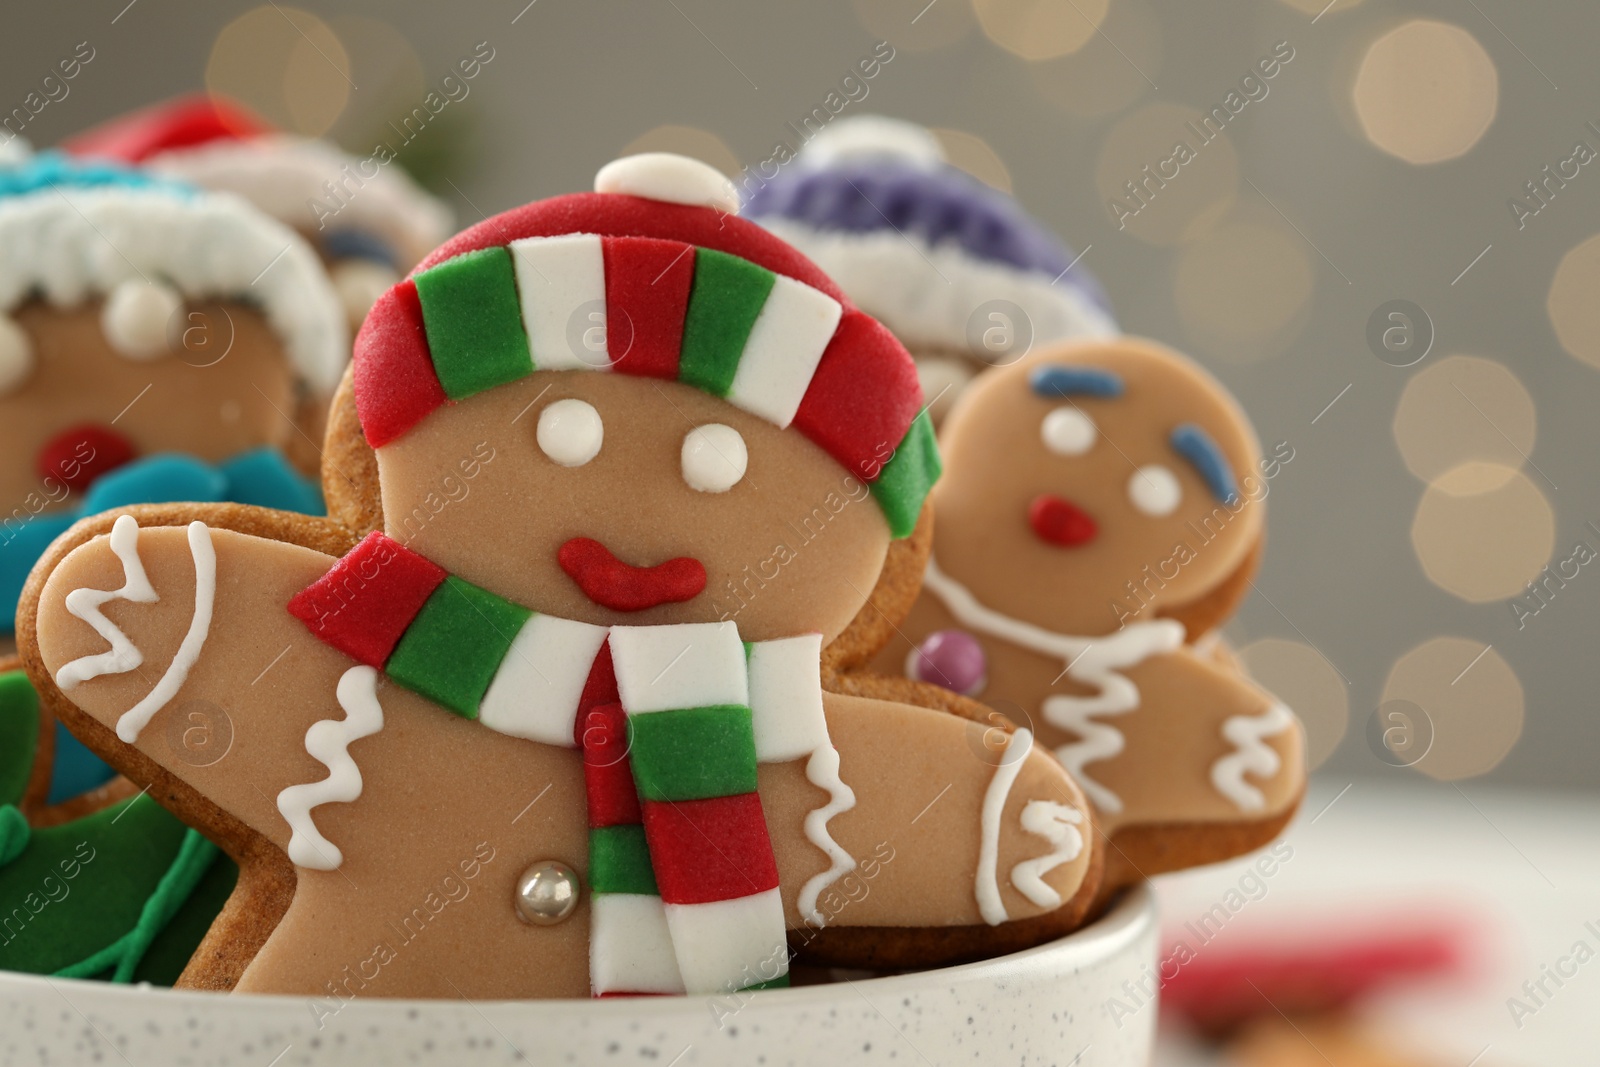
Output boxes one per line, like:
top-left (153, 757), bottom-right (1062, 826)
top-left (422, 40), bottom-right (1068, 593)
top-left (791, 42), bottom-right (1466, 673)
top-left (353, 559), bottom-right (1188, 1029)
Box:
top-left (1210, 702), bottom-right (1296, 812)
top-left (277, 665), bottom-right (386, 871)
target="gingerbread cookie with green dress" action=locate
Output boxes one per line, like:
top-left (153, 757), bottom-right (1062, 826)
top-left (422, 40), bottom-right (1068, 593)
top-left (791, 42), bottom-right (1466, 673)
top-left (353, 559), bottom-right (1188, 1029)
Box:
top-left (869, 337), bottom-right (1305, 889)
top-left (21, 153), bottom-right (1102, 999)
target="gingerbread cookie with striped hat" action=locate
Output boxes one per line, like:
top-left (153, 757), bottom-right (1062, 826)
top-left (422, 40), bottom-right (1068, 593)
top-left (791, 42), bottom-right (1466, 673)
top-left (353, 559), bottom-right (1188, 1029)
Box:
top-left (866, 337), bottom-right (1306, 891)
top-left (19, 153), bottom-right (1102, 999)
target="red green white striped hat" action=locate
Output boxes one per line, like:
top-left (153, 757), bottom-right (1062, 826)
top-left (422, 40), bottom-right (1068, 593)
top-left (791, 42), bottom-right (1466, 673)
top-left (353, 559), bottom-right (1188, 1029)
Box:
top-left (353, 153), bottom-right (939, 538)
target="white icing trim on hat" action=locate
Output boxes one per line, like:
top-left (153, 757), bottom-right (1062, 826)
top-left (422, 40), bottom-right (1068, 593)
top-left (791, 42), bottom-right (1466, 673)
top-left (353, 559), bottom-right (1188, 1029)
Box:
top-left (798, 115), bottom-right (946, 169)
top-left (595, 153), bottom-right (739, 214)
top-left (0, 184), bottom-right (348, 392)
top-left (147, 133), bottom-right (453, 270)
top-left (755, 219), bottom-right (1117, 357)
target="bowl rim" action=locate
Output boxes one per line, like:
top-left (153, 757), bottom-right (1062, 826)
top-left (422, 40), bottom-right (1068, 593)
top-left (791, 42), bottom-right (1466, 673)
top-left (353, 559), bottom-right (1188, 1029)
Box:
top-left (0, 884), bottom-right (1155, 1015)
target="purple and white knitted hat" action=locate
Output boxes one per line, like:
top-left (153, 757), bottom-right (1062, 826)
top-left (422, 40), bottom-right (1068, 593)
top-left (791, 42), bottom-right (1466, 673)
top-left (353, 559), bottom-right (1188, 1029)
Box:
top-left (741, 116), bottom-right (1115, 359)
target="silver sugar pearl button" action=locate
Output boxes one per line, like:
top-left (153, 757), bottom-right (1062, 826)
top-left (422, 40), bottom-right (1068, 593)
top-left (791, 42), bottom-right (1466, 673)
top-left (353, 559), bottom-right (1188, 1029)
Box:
top-left (514, 860), bottom-right (579, 925)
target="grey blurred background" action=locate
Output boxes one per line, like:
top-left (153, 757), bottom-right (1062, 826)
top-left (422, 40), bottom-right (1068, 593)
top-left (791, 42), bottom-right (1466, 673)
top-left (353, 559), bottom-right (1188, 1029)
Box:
top-left (4, 0), bottom-right (1595, 791)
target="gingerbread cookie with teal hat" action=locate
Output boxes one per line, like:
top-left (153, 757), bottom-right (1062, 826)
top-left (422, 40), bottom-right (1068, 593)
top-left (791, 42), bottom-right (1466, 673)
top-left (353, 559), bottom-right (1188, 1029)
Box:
top-left (0, 140), bottom-right (346, 815)
top-left (868, 337), bottom-right (1305, 889)
top-left (742, 116), bottom-right (1115, 424)
top-left (20, 152), bottom-right (1103, 999)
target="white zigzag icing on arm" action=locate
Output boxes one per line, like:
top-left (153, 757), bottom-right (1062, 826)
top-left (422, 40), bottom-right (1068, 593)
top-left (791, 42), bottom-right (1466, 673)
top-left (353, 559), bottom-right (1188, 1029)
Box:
top-left (277, 665), bottom-right (386, 871)
top-left (56, 517), bottom-right (219, 745)
top-left (1211, 702), bottom-right (1296, 812)
top-left (1010, 800), bottom-right (1085, 909)
top-left (796, 743), bottom-right (858, 927)
top-left (975, 727), bottom-right (1033, 927)
top-left (114, 522), bottom-right (217, 743)
top-left (56, 514), bottom-right (159, 690)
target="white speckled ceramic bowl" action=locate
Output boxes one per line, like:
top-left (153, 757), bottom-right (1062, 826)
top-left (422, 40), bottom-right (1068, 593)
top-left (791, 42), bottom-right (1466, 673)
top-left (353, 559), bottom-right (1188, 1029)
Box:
top-left (0, 885), bottom-right (1156, 1067)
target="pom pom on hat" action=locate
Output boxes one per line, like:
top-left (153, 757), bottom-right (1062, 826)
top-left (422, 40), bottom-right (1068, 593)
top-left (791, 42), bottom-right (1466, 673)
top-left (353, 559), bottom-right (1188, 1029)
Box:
top-left (0, 144), bottom-right (347, 392)
top-left (741, 115), bottom-right (1115, 358)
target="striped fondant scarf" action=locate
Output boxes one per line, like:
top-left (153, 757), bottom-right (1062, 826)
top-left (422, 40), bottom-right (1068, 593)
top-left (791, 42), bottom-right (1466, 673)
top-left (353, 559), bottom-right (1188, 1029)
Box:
top-left (289, 531), bottom-right (833, 996)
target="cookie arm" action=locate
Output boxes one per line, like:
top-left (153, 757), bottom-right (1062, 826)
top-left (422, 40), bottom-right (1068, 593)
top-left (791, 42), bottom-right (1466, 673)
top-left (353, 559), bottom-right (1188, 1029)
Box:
top-left (761, 690), bottom-right (1099, 940)
top-left (29, 518), bottom-right (366, 856)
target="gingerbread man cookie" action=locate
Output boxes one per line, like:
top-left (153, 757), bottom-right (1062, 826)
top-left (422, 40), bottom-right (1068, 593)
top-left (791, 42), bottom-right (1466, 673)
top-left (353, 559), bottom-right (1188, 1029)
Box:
top-left (742, 115), bottom-right (1115, 424)
top-left (868, 337), bottom-right (1305, 889)
top-left (67, 94), bottom-right (454, 329)
top-left (21, 153), bottom-right (1102, 1000)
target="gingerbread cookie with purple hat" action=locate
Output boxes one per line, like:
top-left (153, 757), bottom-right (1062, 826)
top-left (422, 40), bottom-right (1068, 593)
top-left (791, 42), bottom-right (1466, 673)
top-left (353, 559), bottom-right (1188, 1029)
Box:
top-left (741, 115), bottom-right (1115, 423)
top-left (65, 94), bottom-right (453, 330)
top-left (20, 152), bottom-right (1103, 999)
top-left (867, 336), bottom-right (1305, 889)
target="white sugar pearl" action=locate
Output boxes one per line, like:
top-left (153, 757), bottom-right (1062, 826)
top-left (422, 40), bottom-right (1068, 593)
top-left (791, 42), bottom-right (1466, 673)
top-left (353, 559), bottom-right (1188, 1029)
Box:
top-left (682, 423), bottom-right (748, 493)
top-left (0, 316), bottom-right (34, 395)
top-left (1040, 406), bottom-right (1096, 456)
top-left (332, 260), bottom-right (399, 328)
top-left (102, 280), bottom-right (182, 360)
top-left (536, 398), bottom-right (604, 467)
top-left (1128, 464), bottom-right (1182, 516)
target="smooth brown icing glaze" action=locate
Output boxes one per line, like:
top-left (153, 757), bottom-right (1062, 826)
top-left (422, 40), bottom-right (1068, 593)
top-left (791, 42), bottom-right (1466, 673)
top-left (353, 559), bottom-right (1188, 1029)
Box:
top-left (866, 337), bottom-right (1305, 886)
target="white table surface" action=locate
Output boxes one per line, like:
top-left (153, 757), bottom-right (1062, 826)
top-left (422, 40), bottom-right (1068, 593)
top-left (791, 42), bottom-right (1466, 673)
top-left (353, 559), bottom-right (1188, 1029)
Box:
top-left (1151, 775), bottom-right (1600, 1066)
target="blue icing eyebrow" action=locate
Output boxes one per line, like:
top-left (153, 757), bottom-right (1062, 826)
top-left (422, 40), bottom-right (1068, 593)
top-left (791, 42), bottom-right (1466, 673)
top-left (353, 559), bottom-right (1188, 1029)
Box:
top-left (1028, 365), bottom-right (1124, 398)
top-left (1170, 423), bottom-right (1238, 505)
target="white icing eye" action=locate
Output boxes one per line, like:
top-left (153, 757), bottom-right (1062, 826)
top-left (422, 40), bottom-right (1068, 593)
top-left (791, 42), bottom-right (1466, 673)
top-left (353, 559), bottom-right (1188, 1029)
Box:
top-left (536, 398), bottom-right (604, 467)
top-left (102, 280), bottom-right (182, 360)
top-left (1128, 465), bottom-right (1182, 516)
top-left (0, 315), bottom-right (34, 396)
top-left (332, 260), bottom-right (399, 327)
top-left (1040, 406), bottom-right (1096, 456)
top-left (681, 424), bottom-right (747, 493)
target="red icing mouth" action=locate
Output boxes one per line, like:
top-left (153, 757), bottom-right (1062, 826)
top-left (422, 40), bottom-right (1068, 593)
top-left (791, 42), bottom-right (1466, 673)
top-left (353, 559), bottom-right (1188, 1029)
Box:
top-left (1028, 494), bottom-right (1098, 548)
top-left (36, 424), bottom-right (138, 494)
top-left (558, 537), bottom-right (707, 612)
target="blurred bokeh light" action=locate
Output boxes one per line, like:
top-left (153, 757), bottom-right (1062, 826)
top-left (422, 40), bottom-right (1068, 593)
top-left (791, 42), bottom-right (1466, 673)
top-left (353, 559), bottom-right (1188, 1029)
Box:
top-left (1352, 19), bottom-right (1498, 165)
top-left (971, 0), bottom-right (1109, 60)
top-left (931, 126), bottom-right (1012, 190)
top-left (1548, 232), bottom-right (1600, 371)
top-left (1028, 0), bottom-right (1162, 120)
top-left (206, 6), bottom-right (352, 136)
top-left (1411, 463), bottom-right (1553, 603)
top-left (1393, 355), bottom-right (1536, 490)
top-left (1382, 636), bottom-right (1525, 781)
top-left (1094, 102), bottom-right (1239, 245)
top-left (1173, 218), bottom-right (1313, 363)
